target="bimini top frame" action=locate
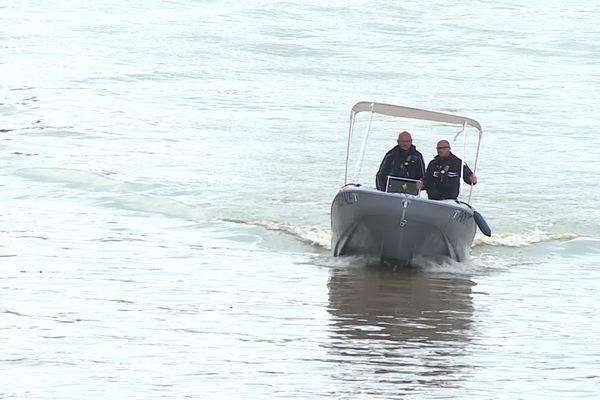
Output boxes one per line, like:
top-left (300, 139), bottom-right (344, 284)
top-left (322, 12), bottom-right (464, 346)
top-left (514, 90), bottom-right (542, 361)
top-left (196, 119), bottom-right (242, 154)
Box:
top-left (344, 101), bottom-right (484, 186)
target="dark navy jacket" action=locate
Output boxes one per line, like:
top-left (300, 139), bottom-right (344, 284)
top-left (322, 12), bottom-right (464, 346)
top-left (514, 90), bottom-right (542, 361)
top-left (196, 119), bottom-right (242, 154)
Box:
top-left (423, 152), bottom-right (474, 200)
top-left (376, 144), bottom-right (425, 191)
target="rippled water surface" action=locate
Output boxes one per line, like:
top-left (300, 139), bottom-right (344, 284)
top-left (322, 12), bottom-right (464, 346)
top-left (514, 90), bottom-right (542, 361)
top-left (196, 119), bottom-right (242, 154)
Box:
top-left (2, 1), bottom-right (600, 398)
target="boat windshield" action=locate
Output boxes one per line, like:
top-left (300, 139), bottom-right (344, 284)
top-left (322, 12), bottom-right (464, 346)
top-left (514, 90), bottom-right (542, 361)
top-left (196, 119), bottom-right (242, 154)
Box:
top-left (386, 176), bottom-right (419, 195)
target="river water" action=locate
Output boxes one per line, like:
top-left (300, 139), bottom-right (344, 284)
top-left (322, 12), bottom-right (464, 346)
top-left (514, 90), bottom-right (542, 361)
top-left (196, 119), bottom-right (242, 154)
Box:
top-left (2, 1), bottom-right (599, 398)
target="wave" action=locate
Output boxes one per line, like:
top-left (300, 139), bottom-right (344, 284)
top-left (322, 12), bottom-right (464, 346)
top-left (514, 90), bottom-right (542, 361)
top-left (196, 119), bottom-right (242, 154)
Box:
top-left (225, 218), bottom-right (331, 250)
top-left (473, 229), bottom-right (578, 247)
top-left (14, 167), bottom-right (582, 252)
top-left (245, 222), bottom-right (580, 252)
top-left (234, 220), bottom-right (582, 252)
top-left (246, 221), bottom-right (581, 251)
top-left (17, 167), bottom-right (154, 192)
top-left (17, 167), bottom-right (205, 220)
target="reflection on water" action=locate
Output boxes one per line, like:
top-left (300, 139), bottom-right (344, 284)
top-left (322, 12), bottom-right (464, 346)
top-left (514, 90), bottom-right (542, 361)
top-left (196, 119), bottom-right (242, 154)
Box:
top-left (326, 263), bottom-right (476, 393)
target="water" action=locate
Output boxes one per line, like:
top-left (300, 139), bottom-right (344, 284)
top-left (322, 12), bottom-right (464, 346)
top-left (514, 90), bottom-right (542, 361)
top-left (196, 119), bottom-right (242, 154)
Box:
top-left (2, 1), bottom-right (600, 398)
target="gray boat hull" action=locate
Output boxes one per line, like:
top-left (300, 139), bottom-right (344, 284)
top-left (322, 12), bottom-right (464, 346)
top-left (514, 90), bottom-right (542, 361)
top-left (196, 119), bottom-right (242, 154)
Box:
top-left (331, 185), bottom-right (477, 263)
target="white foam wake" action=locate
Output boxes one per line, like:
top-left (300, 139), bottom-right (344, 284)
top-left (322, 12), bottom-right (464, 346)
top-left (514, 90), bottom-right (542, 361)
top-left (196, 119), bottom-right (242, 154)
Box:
top-left (231, 219), bottom-right (331, 249)
top-left (473, 229), bottom-right (578, 247)
top-left (243, 223), bottom-right (579, 251)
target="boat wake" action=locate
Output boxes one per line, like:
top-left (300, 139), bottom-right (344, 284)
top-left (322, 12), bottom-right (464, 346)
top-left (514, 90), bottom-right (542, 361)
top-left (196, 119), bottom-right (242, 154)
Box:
top-left (14, 168), bottom-right (582, 254)
top-left (243, 224), bottom-right (580, 253)
top-left (410, 255), bottom-right (479, 274)
top-left (225, 219), bottom-right (331, 250)
top-left (307, 251), bottom-right (480, 274)
top-left (473, 229), bottom-right (578, 247)
top-left (16, 167), bottom-right (206, 220)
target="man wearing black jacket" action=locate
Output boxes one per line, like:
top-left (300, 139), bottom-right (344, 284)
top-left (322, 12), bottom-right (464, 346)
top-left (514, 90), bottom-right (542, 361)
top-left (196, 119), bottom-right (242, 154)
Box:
top-left (418, 140), bottom-right (477, 200)
top-left (376, 131), bottom-right (426, 191)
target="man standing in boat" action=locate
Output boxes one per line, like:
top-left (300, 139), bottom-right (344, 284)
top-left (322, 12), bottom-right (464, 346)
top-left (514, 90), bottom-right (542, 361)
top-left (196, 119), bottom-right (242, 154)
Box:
top-left (418, 140), bottom-right (477, 200)
top-left (376, 131), bottom-right (426, 191)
